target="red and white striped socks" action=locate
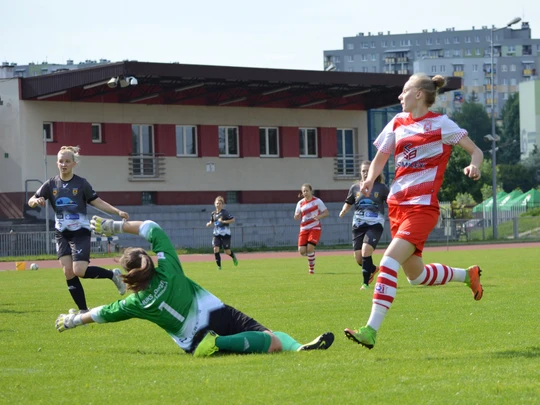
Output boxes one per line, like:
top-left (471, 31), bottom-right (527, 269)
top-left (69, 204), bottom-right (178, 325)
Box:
top-left (307, 252), bottom-right (316, 273)
top-left (366, 258), bottom-right (467, 331)
top-left (408, 263), bottom-right (466, 285)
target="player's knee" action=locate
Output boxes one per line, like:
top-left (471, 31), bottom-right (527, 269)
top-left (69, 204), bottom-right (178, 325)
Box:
top-left (267, 332), bottom-right (283, 353)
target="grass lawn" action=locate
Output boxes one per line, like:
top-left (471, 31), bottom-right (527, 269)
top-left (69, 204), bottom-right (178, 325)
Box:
top-left (0, 247), bottom-right (538, 404)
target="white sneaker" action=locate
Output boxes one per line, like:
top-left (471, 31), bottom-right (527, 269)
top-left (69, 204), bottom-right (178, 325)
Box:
top-left (112, 268), bottom-right (127, 295)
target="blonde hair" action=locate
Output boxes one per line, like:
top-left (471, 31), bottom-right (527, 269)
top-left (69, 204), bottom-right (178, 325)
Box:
top-left (214, 196), bottom-right (225, 205)
top-left (58, 145), bottom-right (81, 164)
top-left (410, 74), bottom-right (447, 107)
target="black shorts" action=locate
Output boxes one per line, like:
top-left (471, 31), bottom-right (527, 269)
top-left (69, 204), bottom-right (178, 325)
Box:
top-left (213, 234), bottom-right (232, 250)
top-left (55, 228), bottom-right (91, 262)
top-left (188, 304), bottom-right (269, 353)
top-left (352, 224), bottom-right (384, 251)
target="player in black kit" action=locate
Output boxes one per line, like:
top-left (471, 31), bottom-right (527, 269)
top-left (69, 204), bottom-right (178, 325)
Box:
top-left (28, 146), bottom-right (129, 312)
top-left (339, 160), bottom-right (389, 289)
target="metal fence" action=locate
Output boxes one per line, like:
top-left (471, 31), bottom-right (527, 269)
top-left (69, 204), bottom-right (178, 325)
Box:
top-left (2, 215), bottom-right (539, 257)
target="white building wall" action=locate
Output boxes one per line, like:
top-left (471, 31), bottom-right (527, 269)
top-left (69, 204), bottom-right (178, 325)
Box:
top-left (6, 99), bottom-right (368, 193)
top-left (519, 80), bottom-right (540, 159)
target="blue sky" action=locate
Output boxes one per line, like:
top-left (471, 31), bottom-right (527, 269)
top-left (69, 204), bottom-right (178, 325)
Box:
top-left (2, 0), bottom-right (538, 71)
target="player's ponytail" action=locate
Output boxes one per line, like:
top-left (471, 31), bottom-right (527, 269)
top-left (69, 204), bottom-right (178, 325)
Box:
top-left (119, 248), bottom-right (156, 292)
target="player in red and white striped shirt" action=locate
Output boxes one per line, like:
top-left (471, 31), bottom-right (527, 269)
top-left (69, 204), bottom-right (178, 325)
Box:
top-left (345, 74), bottom-right (484, 350)
top-left (294, 184), bottom-right (329, 274)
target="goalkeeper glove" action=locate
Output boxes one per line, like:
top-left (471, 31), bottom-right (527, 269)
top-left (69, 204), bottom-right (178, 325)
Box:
top-left (56, 313), bottom-right (83, 332)
top-left (90, 215), bottom-right (124, 237)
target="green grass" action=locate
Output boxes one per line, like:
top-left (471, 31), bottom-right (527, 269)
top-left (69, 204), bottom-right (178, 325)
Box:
top-left (1, 248), bottom-right (539, 404)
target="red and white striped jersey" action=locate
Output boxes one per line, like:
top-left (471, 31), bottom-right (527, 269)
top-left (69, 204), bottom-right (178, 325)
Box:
top-left (374, 111), bottom-right (467, 207)
top-left (295, 197), bottom-right (328, 231)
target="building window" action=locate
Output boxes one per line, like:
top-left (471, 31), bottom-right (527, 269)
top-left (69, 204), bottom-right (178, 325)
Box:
top-left (371, 66), bottom-right (377, 72)
top-left (346, 43), bottom-right (355, 50)
top-left (510, 64), bottom-right (516, 71)
top-left (362, 67), bottom-right (368, 72)
top-left (440, 65), bottom-right (446, 72)
top-left (503, 93), bottom-right (509, 100)
top-left (175, 125), bottom-right (197, 156)
top-left (475, 35), bottom-right (480, 43)
top-left (259, 127), bottom-right (279, 157)
top-left (472, 64), bottom-right (478, 72)
top-left (453, 37), bottom-right (460, 44)
top-left (486, 35), bottom-right (491, 42)
top-left (226, 191), bottom-right (240, 204)
top-left (444, 38), bottom-right (450, 44)
top-left (444, 50), bottom-right (450, 57)
top-left (347, 67), bottom-right (353, 72)
top-left (501, 65), bottom-right (508, 72)
top-left (473, 79), bottom-right (478, 86)
top-left (426, 38), bottom-right (433, 45)
top-left (502, 78), bottom-right (508, 85)
top-left (299, 128), bottom-right (317, 157)
top-left (381, 40), bottom-right (387, 48)
top-left (370, 41), bottom-right (376, 48)
top-left (43, 122), bottom-right (53, 142)
top-left (476, 48), bottom-right (481, 55)
top-left (508, 45), bottom-right (516, 53)
top-left (453, 49), bottom-right (461, 57)
top-left (362, 42), bottom-right (369, 49)
top-left (465, 36), bottom-right (471, 43)
top-left (391, 40), bottom-right (396, 47)
top-left (431, 65), bottom-right (437, 73)
top-left (141, 191), bottom-right (156, 205)
top-left (510, 78), bottom-right (517, 85)
top-left (416, 40), bottom-right (420, 46)
top-left (371, 54), bottom-right (377, 61)
top-left (347, 55), bottom-right (354, 62)
top-left (435, 38), bottom-right (440, 45)
top-left (218, 126), bottom-right (239, 156)
top-left (465, 49), bottom-right (472, 56)
top-left (361, 54), bottom-right (367, 61)
top-left (91, 123), bottom-right (102, 143)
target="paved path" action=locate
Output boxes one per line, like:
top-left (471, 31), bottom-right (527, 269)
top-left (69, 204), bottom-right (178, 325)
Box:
top-left (2, 242), bottom-right (539, 271)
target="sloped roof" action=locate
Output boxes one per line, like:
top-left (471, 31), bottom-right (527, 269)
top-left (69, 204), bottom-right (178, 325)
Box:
top-left (20, 61), bottom-right (461, 110)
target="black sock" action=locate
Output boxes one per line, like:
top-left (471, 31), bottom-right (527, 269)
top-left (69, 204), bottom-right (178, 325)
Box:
top-left (362, 256), bottom-right (375, 285)
top-left (228, 251), bottom-right (236, 259)
top-left (83, 266), bottom-right (113, 279)
top-left (67, 277), bottom-right (88, 310)
top-left (214, 252), bottom-right (221, 267)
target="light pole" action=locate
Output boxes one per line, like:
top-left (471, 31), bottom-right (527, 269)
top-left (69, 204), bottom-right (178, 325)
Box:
top-left (489, 17), bottom-right (521, 239)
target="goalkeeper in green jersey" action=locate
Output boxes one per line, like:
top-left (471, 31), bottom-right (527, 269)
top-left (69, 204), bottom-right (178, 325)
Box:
top-left (55, 217), bottom-right (334, 357)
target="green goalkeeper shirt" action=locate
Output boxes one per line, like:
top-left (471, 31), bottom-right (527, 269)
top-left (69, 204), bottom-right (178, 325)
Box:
top-left (90, 221), bottom-right (224, 351)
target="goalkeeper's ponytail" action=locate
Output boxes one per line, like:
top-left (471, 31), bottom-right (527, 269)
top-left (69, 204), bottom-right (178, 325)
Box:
top-left (119, 248), bottom-right (156, 292)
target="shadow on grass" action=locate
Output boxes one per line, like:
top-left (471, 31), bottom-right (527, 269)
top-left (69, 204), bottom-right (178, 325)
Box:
top-left (0, 308), bottom-right (42, 314)
top-left (493, 346), bottom-right (540, 358)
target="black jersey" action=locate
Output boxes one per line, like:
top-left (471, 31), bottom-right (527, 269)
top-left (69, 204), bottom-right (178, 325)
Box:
top-left (35, 174), bottom-right (98, 232)
top-left (345, 181), bottom-right (389, 228)
top-left (210, 209), bottom-right (234, 236)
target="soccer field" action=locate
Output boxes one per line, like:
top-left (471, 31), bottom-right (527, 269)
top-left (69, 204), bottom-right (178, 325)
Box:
top-left (1, 247), bottom-right (538, 404)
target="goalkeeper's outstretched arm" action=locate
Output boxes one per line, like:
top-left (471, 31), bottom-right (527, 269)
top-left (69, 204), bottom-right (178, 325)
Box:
top-left (90, 215), bottom-right (145, 237)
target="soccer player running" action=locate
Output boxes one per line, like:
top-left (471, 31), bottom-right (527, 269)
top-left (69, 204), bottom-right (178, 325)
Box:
top-left (205, 196), bottom-right (238, 270)
top-left (339, 160), bottom-right (389, 290)
top-left (344, 74), bottom-right (484, 349)
top-left (28, 146), bottom-right (128, 313)
top-left (294, 184), bottom-right (329, 274)
top-left (55, 216), bottom-right (335, 357)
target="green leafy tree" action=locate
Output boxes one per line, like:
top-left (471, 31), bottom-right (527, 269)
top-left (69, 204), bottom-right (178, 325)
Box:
top-left (498, 163), bottom-right (537, 192)
top-left (440, 147), bottom-right (485, 202)
top-left (521, 145), bottom-right (540, 187)
top-left (498, 93), bottom-right (521, 165)
top-left (450, 101), bottom-right (492, 146)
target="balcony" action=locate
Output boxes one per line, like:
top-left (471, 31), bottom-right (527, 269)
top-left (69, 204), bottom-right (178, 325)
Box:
top-left (397, 69), bottom-right (410, 75)
top-left (128, 153), bottom-right (166, 181)
top-left (523, 69), bottom-right (536, 76)
top-left (453, 71), bottom-right (464, 77)
top-left (396, 57), bottom-right (409, 63)
top-left (334, 154), bottom-right (364, 179)
top-left (484, 84), bottom-right (496, 91)
top-left (384, 57), bottom-right (396, 64)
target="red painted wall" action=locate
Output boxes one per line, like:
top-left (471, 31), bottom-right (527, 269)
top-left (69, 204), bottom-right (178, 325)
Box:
top-left (318, 127), bottom-right (337, 158)
top-left (156, 191), bottom-right (224, 205)
top-left (198, 125), bottom-right (219, 157)
top-left (97, 192), bottom-right (142, 206)
top-left (46, 122), bottom-right (132, 156)
top-left (155, 124), bottom-right (176, 156)
top-left (280, 127), bottom-right (299, 157)
top-left (239, 126), bottom-right (259, 157)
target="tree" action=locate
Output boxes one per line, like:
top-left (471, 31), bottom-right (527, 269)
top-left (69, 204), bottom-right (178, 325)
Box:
top-left (450, 101), bottom-right (492, 147)
top-left (497, 92), bottom-right (521, 165)
top-left (498, 163), bottom-right (536, 192)
top-left (439, 146), bottom-right (485, 203)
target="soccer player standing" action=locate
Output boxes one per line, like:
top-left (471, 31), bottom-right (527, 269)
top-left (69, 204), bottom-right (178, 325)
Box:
top-left (206, 196), bottom-right (238, 270)
top-left (55, 217), bottom-right (335, 357)
top-left (28, 146), bottom-right (128, 313)
top-left (294, 183), bottom-right (329, 274)
top-left (339, 160), bottom-right (389, 290)
top-left (344, 74), bottom-right (484, 349)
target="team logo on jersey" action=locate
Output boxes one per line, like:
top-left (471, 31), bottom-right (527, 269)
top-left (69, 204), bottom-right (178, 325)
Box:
top-left (356, 192), bottom-right (361, 199)
top-left (403, 143), bottom-right (417, 160)
top-left (53, 188), bottom-right (58, 196)
top-left (72, 188), bottom-right (78, 196)
top-left (374, 192), bottom-right (379, 198)
top-left (424, 121), bottom-right (433, 132)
